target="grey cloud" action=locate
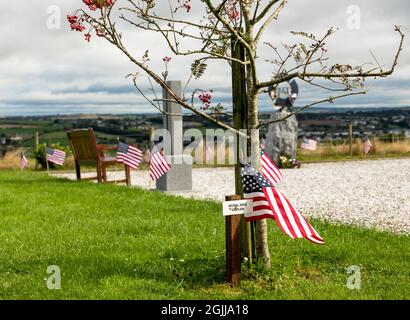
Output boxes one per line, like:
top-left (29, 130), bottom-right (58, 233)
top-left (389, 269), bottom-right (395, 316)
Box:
top-left (0, 0), bottom-right (409, 116)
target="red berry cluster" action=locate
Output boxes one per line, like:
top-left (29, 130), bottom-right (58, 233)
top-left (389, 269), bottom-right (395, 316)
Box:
top-left (163, 56), bottom-right (172, 63)
top-left (177, 0), bottom-right (192, 13)
top-left (84, 33), bottom-right (92, 42)
top-left (68, 1), bottom-right (114, 42)
top-left (67, 15), bottom-right (86, 32)
top-left (83, 0), bottom-right (114, 11)
top-left (199, 90), bottom-right (213, 110)
top-left (226, 0), bottom-right (240, 21)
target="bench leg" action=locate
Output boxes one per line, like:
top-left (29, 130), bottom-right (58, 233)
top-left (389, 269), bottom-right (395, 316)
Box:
top-left (102, 164), bottom-right (107, 182)
top-left (125, 165), bottom-right (131, 186)
top-left (75, 162), bottom-right (81, 180)
top-left (97, 162), bottom-right (103, 184)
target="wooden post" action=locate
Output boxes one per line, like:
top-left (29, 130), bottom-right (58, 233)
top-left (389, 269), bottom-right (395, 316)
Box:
top-left (35, 132), bottom-right (40, 169)
top-left (46, 160), bottom-right (50, 176)
top-left (231, 33), bottom-right (253, 264)
top-left (225, 195), bottom-right (242, 287)
top-left (349, 123), bottom-right (353, 157)
top-left (35, 132), bottom-right (39, 150)
top-left (125, 165), bottom-right (131, 186)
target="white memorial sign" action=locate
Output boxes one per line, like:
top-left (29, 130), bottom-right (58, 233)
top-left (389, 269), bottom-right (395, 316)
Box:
top-left (223, 200), bottom-right (252, 216)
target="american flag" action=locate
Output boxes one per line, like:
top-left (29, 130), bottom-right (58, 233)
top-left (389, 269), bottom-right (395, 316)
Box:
top-left (261, 147), bottom-right (283, 185)
top-left (149, 144), bottom-right (171, 181)
top-left (20, 153), bottom-right (28, 170)
top-left (364, 138), bottom-right (372, 154)
top-left (116, 141), bottom-right (142, 169)
top-left (301, 138), bottom-right (317, 151)
top-left (46, 147), bottom-right (66, 166)
top-left (241, 164), bottom-right (324, 245)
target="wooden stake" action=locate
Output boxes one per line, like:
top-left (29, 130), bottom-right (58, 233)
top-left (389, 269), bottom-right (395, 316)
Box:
top-left (46, 160), bottom-right (50, 176)
top-left (35, 132), bottom-right (39, 150)
top-left (225, 195), bottom-right (242, 287)
top-left (349, 123), bottom-right (353, 157)
top-left (35, 132), bottom-right (40, 169)
top-left (231, 32), bottom-right (253, 264)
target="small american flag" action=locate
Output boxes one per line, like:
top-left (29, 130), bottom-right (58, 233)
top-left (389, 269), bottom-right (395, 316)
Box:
top-left (242, 163), bottom-right (324, 245)
top-left (149, 144), bottom-right (171, 181)
top-left (116, 141), bottom-right (142, 169)
top-left (301, 138), bottom-right (317, 151)
top-left (20, 153), bottom-right (28, 170)
top-left (364, 138), bottom-right (372, 154)
top-left (46, 147), bottom-right (66, 166)
top-left (261, 147), bottom-right (283, 185)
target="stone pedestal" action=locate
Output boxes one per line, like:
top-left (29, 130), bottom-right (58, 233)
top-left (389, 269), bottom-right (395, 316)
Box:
top-left (156, 155), bottom-right (192, 192)
top-left (265, 110), bottom-right (298, 162)
top-left (157, 81), bottom-right (192, 192)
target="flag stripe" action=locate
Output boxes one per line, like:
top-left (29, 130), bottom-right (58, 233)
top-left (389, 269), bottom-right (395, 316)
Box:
top-left (264, 187), bottom-right (324, 244)
top-left (262, 156), bottom-right (282, 184)
top-left (260, 148), bottom-right (283, 185)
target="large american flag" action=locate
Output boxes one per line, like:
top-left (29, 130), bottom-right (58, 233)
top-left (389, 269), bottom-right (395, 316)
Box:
top-left (116, 141), bottom-right (142, 169)
top-left (241, 164), bottom-right (324, 245)
top-left (261, 147), bottom-right (283, 185)
top-left (20, 153), bottom-right (28, 170)
top-left (46, 147), bottom-right (66, 166)
top-left (149, 144), bottom-right (171, 181)
top-left (301, 138), bottom-right (317, 151)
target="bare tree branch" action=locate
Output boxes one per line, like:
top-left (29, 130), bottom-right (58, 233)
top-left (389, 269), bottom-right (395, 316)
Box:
top-left (257, 91), bottom-right (368, 128)
top-left (257, 26), bottom-right (405, 89)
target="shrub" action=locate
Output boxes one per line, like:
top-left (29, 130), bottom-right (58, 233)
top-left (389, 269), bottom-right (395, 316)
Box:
top-left (278, 155), bottom-right (301, 169)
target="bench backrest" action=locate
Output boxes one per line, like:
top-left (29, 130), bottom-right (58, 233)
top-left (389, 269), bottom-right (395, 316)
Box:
top-left (67, 128), bottom-right (99, 163)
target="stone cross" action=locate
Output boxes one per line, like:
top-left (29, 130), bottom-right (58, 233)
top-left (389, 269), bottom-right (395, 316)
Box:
top-left (162, 81), bottom-right (183, 156)
top-left (156, 80), bottom-right (192, 192)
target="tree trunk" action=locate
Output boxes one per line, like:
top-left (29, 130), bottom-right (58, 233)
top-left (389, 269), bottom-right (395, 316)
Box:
top-left (243, 6), bottom-right (271, 268)
top-left (248, 94), bottom-right (272, 268)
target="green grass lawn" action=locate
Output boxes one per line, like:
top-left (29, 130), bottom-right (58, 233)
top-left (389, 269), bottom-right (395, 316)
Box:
top-left (0, 171), bottom-right (409, 300)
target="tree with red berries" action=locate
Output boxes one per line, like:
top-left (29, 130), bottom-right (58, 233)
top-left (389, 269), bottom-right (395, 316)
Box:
top-left (69, 0), bottom-right (404, 268)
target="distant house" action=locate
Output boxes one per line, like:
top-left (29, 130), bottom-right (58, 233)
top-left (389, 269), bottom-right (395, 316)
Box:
top-left (10, 136), bottom-right (23, 142)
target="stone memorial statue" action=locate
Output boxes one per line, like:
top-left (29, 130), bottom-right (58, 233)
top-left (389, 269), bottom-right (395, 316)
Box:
top-left (265, 80), bottom-right (299, 163)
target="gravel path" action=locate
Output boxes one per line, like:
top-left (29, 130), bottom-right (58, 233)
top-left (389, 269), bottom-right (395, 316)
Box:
top-left (54, 158), bottom-right (410, 234)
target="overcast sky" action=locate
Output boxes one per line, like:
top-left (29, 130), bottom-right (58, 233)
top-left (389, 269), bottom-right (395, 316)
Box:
top-left (0, 0), bottom-right (409, 116)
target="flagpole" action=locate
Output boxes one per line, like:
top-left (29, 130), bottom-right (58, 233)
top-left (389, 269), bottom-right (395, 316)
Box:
top-left (46, 160), bottom-right (50, 176)
top-left (148, 174), bottom-right (153, 190)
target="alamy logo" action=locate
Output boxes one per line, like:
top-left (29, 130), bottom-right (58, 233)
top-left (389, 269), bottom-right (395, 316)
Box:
top-left (46, 265), bottom-right (61, 290)
top-left (346, 265), bottom-right (361, 290)
top-left (46, 5), bottom-right (62, 30)
top-left (346, 5), bottom-right (361, 30)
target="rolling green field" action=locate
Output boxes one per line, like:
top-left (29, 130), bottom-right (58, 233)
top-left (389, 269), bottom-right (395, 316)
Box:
top-left (0, 171), bottom-right (409, 300)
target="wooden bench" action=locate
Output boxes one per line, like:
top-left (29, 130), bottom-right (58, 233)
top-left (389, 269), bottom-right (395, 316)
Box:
top-left (67, 128), bottom-right (131, 186)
